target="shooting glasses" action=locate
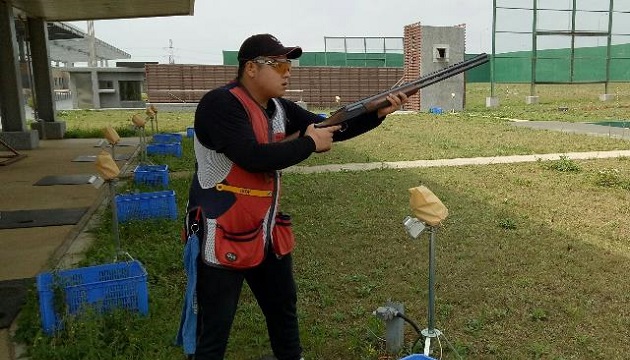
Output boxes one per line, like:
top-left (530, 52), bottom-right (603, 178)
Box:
top-left (252, 56), bottom-right (292, 74)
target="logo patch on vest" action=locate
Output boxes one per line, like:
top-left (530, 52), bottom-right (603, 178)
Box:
top-left (225, 252), bottom-right (237, 262)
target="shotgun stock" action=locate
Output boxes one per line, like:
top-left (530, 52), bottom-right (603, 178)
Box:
top-left (313, 53), bottom-right (489, 128)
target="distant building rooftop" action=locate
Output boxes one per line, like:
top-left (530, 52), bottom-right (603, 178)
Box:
top-left (46, 22), bottom-right (131, 64)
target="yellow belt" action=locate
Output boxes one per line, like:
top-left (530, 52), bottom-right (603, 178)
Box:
top-left (215, 183), bottom-right (272, 197)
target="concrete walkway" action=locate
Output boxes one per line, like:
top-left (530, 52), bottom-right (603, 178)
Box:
top-left (511, 120), bottom-right (630, 140)
top-left (286, 150), bottom-right (630, 174)
top-left (0, 138), bottom-right (138, 360)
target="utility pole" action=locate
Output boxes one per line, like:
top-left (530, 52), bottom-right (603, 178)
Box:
top-left (87, 20), bottom-right (96, 67)
top-left (168, 39), bottom-right (175, 64)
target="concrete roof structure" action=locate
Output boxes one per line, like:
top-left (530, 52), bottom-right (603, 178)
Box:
top-left (1, 0), bottom-right (196, 151)
top-left (9, 0), bottom-right (195, 21)
top-left (47, 22), bottom-right (131, 63)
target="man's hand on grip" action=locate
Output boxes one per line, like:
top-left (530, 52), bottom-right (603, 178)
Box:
top-left (305, 124), bottom-right (342, 153)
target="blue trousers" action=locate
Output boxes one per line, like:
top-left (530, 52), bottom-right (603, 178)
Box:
top-left (193, 253), bottom-right (302, 360)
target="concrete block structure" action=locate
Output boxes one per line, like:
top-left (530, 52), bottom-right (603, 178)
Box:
top-left (65, 67), bottom-right (146, 109)
top-left (403, 23), bottom-right (466, 112)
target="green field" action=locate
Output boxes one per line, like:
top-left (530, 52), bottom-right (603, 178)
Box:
top-left (14, 83), bottom-right (630, 359)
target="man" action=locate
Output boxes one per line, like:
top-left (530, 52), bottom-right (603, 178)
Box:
top-left (183, 33), bottom-right (407, 360)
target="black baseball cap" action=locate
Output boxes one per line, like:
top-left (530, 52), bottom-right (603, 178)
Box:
top-left (237, 34), bottom-right (302, 62)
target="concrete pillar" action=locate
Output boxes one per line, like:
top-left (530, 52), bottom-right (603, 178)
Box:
top-left (27, 17), bottom-right (57, 122)
top-left (91, 69), bottom-right (101, 108)
top-left (0, 1), bottom-right (39, 149)
top-left (27, 17), bottom-right (65, 139)
top-left (525, 96), bottom-right (539, 105)
top-left (486, 97), bottom-right (500, 108)
top-left (403, 23), bottom-right (422, 111)
top-left (0, 1), bottom-right (26, 132)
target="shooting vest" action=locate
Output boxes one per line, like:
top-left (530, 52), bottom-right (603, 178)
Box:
top-left (187, 84), bottom-right (294, 269)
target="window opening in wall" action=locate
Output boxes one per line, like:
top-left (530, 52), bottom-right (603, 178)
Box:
top-left (119, 81), bottom-right (142, 101)
top-left (99, 80), bottom-right (114, 89)
top-left (433, 45), bottom-right (450, 62)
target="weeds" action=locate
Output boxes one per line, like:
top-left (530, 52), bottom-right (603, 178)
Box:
top-left (540, 155), bottom-right (582, 172)
top-left (595, 168), bottom-right (622, 187)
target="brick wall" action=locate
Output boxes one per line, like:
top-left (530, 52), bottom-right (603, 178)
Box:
top-left (403, 22), bottom-right (422, 110)
top-left (146, 64), bottom-right (403, 108)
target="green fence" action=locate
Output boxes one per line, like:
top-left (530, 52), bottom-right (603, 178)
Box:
top-left (223, 46), bottom-right (630, 83)
top-left (222, 51), bottom-right (490, 83)
top-left (223, 50), bottom-right (404, 67)
top-left (494, 43), bottom-right (630, 83)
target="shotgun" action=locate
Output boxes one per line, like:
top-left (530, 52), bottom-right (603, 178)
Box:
top-left (312, 53), bottom-right (489, 128)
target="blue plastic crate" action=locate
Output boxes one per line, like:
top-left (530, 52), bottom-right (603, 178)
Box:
top-left (186, 127), bottom-right (195, 138)
top-left (429, 107), bottom-right (443, 114)
top-left (36, 260), bottom-right (149, 335)
top-left (399, 355), bottom-right (435, 360)
top-left (146, 142), bottom-right (182, 158)
top-left (152, 133), bottom-right (183, 143)
top-left (133, 164), bottom-right (169, 187)
top-left (115, 190), bottom-right (177, 222)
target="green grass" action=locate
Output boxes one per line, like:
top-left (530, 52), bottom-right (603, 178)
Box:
top-left (56, 109), bottom-right (194, 135)
top-left (466, 82), bottom-right (630, 122)
top-left (300, 113), bottom-right (630, 166)
top-left (13, 83), bottom-right (630, 359)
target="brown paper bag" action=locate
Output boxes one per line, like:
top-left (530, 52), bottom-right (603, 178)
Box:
top-left (145, 107), bottom-right (155, 118)
top-left (95, 151), bottom-right (120, 180)
top-left (102, 126), bottom-right (120, 145)
top-left (408, 186), bottom-right (448, 226)
top-left (131, 113), bottom-right (146, 127)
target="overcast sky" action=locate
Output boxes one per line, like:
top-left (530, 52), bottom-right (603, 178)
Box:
top-left (69, 1), bottom-right (493, 65)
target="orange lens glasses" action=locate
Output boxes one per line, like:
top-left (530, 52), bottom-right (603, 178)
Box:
top-left (253, 57), bottom-right (292, 74)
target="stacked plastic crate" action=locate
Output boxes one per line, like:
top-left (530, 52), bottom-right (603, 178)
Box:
top-left (118, 132), bottom-right (184, 223)
top-left (147, 133), bottom-right (183, 158)
top-left (36, 260), bottom-right (149, 334)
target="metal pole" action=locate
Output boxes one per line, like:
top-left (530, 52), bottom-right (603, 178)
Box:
top-left (139, 127), bottom-right (147, 164)
top-left (427, 226), bottom-right (437, 331)
top-left (109, 180), bottom-right (121, 259)
top-left (491, 0), bottom-right (497, 98)
top-left (344, 37), bottom-right (348, 66)
top-left (605, 0), bottom-right (614, 94)
top-left (570, 0), bottom-right (577, 83)
top-left (531, 0), bottom-right (538, 96)
top-left (324, 36), bottom-right (328, 66)
top-left (421, 226), bottom-right (443, 357)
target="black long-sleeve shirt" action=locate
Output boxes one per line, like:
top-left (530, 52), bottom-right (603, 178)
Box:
top-left (194, 85), bottom-right (384, 172)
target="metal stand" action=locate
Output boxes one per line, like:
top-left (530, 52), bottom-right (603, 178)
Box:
top-left (420, 226), bottom-right (460, 359)
top-left (148, 116), bottom-right (155, 134)
top-left (107, 179), bottom-right (132, 262)
top-left (0, 138), bottom-right (27, 166)
top-left (109, 143), bottom-right (117, 163)
top-left (136, 126), bottom-right (152, 165)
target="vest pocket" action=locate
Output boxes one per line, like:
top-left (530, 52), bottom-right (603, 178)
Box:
top-left (272, 213), bottom-right (295, 257)
top-left (214, 222), bottom-right (265, 269)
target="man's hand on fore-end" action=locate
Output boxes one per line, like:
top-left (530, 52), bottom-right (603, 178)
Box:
top-left (377, 92), bottom-right (408, 118)
top-left (305, 124), bottom-right (342, 153)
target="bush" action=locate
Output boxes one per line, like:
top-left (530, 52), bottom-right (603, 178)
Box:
top-left (540, 155), bottom-right (581, 172)
top-left (595, 168), bottom-right (622, 187)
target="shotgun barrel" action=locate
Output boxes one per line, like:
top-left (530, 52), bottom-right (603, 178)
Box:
top-left (314, 53), bottom-right (490, 128)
